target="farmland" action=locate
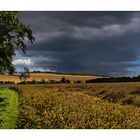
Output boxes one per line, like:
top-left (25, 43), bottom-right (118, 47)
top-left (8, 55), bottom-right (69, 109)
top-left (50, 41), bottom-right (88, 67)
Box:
top-left (1, 82), bottom-right (140, 128)
top-left (2, 11), bottom-right (140, 130)
top-left (0, 72), bottom-right (102, 83)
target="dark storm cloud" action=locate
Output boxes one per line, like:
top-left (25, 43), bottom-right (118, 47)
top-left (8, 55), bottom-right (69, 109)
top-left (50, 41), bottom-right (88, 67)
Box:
top-left (16, 11), bottom-right (140, 76)
top-left (21, 11), bottom-right (132, 28)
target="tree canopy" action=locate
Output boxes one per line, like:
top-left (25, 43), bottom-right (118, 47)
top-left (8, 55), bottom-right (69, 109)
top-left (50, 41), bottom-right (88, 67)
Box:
top-left (0, 11), bottom-right (35, 74)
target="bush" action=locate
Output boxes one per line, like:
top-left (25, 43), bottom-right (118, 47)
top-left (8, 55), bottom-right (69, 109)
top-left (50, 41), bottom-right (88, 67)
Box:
top-left (74, 80), bottom-right (82, 84)
top-left (0, 81), bottom-right (15, 84)
top-left (60, 77), bottom-right (70, 83)
top-left (18, 78), bottom-right (72, 84)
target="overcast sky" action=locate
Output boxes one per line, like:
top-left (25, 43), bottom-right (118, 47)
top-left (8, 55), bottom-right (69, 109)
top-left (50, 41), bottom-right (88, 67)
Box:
top-left (13, 11), bottom-right (140, 76)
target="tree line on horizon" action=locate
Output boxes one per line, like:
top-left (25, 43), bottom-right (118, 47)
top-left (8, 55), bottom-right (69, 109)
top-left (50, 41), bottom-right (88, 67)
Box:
top-left (86, 75), bottom-right (140, 83)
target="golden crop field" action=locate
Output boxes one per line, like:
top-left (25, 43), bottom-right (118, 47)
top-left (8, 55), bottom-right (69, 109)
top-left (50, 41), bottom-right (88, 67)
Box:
top-left (5, 82), bottom-right (140, 129)
top-left (0, 73), bottom-right (102, 83)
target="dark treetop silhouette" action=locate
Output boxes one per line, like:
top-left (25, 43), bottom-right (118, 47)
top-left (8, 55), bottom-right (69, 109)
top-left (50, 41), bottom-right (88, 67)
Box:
top-left (0, 12), bottom-right (34, 74)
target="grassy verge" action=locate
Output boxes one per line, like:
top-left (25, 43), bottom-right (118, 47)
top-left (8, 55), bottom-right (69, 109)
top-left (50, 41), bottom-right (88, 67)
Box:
top-left (0, 88), bottom-right (20, 128)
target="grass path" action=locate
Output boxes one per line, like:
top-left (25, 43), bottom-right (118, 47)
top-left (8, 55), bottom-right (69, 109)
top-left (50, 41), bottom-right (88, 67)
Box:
top-left (0, 88), bottom-right (19, 128)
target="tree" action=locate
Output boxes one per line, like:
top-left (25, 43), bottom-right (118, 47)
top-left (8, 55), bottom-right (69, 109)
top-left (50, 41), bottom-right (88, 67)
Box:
top-left (19, 67), bottom-right (30, 82)
top-left (0, 12), bottom-right (35, 74)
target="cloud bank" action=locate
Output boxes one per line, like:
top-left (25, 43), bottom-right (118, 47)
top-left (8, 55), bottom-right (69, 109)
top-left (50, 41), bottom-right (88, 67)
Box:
top-left (13, 58), bottom-right (33, 66)
top-left (13, 11), bottom-right (140, 76)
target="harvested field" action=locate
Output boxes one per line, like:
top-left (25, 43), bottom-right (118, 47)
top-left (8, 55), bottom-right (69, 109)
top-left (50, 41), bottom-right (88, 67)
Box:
top-left (0, 73), bottom-right (102, 83)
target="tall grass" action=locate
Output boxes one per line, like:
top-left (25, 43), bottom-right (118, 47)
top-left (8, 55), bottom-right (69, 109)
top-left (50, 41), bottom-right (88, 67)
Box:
top-left (17, 84), bottom-right (140, 128)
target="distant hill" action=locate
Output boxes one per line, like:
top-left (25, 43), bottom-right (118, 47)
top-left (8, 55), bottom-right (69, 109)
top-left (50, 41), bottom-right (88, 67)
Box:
top-left (31, 70), bottom-right (108, 77)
